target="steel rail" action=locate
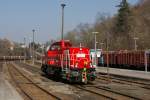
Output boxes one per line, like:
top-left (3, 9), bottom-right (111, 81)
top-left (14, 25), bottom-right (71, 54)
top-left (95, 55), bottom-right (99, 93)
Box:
top-left (8, 63), bottom-right (61, 100)
top-left (94, 86), bottom-right (141, 100)
top-left (16, 62), bottom-right (114, 99)
top-left (98, 73), bottom-right (150, 90)
top-left (74, 85), bottom-right (115, 100)
top-left (16, 62), bottom-right (141, 99)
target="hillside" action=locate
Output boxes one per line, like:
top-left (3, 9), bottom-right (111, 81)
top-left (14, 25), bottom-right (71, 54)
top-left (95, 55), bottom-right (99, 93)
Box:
top-left (132, 0), bottom-right (150, 49)
top-left (64, 0), bottom-right (150, 50)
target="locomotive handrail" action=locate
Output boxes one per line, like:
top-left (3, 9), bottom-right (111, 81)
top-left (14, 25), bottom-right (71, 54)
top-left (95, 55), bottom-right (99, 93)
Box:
top-left (43, 53), bottom-right (94, 68)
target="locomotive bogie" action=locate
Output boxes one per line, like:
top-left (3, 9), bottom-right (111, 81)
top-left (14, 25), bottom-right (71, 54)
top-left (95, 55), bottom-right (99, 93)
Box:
top-left (61, 68), bottom-right (96, 83)
top-left (41, 64), bottom-right (96, 83)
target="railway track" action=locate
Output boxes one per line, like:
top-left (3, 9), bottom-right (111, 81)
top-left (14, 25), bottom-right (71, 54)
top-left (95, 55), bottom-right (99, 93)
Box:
top-left (8, 63), bottom-right (61, 100)
top-left (98, 73), bottom-right (150, 90)
top-left (16, 63), bottom-right (114, 99)
top-left (74, 85), bottom-right (138, 100)
top-left (16, 62), bottom-right (41, 74)
top-left (15, 62), bottom-right (113, 99)
top-left (0, 63), bottom-right (3, 72)
top-left (23, 61), bottom-right (150, 91)
top-left (15, 62), bottom-right (145, 100)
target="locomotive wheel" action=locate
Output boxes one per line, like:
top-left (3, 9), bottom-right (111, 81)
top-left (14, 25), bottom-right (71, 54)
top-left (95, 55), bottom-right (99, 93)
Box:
top-left (83, 80), bottom-right (87, 84)
top-left (82, 79), bottom-right (87, 84)
top-left (41, 64), bottom-right (47, 73)
top-left (46, 67), bottom-right (52, 75)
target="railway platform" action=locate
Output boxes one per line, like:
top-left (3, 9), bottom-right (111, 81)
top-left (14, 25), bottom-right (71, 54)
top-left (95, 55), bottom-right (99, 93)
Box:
top-left (96, 66), bottom-right (150, 80)
top-left (0, 63), bottom-right (23, 100)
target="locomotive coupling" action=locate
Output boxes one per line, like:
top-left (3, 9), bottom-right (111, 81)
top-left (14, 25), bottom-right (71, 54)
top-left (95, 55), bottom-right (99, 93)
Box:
top-left (82, 68), bottom-right (87, 83)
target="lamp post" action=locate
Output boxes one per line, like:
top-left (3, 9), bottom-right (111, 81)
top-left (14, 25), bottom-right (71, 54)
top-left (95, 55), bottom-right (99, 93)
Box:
top-left (133, 37), bottom-right (139, 51)
top-left (32, 29), bottom-right (35, 65)
top-left (24, 37), bottom-right (26, 63)
top-left (61, 3), bottom-right (66, 40)
top-left (106, 32), bottom-right (111, 83)
top-left (145, 51), bottom-right (148, 72)
top-left (92, 31), bottom-right (99, 67)
top-left (29, 37), bottom-right (32, 60)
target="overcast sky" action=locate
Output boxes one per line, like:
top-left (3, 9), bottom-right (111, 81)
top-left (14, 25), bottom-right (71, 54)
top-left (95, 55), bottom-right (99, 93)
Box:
top-left (0, 0), bottom-right (139, 43)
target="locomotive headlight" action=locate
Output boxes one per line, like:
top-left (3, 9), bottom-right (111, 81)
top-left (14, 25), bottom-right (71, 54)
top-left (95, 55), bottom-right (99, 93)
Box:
top-left (75, 62), bottom-right (78, 68)
top-left (90, 63), bottom-right (93, 68)
top-left (83, 68), bottom-right (87, 72)
top-left (89, 61), bottom-right (93, 68)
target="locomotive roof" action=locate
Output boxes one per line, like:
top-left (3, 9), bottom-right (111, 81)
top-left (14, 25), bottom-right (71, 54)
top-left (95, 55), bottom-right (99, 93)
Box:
top-left (51, 40), bottom-right (72, 47)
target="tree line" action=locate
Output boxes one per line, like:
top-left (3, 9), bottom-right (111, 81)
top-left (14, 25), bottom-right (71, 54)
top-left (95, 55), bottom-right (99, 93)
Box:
top-left (64, 0), bottom-right (150, 51)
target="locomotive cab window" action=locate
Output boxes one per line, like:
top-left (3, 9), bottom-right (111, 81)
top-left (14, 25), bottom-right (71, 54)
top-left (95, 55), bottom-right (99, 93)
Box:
top-left (50, 45), bottom-right (61, 51)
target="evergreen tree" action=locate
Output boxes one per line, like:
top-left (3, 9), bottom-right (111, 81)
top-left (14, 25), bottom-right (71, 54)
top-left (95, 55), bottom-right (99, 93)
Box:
top-left (112, 0), bottom-right (133, 50)
top-left (116, 0), bottom-right (131, 35)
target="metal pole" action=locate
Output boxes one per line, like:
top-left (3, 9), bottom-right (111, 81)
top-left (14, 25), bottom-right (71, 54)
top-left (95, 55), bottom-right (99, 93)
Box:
top-left (24, 37), bottom-right (26, 63)
top-left (106, 32), bottom-right (109, 71)
top-left (41, 44), bottom-right (44, 66)
top-left (61, 4), bottom-right (66, 40)
top-left (134, 37), bottom-right (138, 51)
top-left (4, 56), bottom-right (6, 64)
top-left (95, 33), bottom-right (97, 67)
top-left (135, 39), bottom-right (137, 50)
top-left (19, 56), bottom-right (21, 62)
top-left (92, 32), bottom-right (99, 67)
top-left (29, 37), bottom-right (32, 60)
top-left (100, 43), bottom-right (104, 50)
top-left (106, 32), bottom-right (111, 83)
top-left (60, 4), bottom-right (66, 71)
top-left (32, 29), bottom-right (35, 65)
top-left (145, 51), bottom-right (148, 72)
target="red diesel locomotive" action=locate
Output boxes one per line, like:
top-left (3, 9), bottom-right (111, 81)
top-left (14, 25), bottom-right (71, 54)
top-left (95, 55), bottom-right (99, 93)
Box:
top-left (41, 40), bottom-right (96, 83)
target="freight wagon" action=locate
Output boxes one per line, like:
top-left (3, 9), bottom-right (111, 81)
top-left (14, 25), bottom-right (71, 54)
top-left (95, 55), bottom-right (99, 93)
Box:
top-left (98, 50), bottom-right (150, 71)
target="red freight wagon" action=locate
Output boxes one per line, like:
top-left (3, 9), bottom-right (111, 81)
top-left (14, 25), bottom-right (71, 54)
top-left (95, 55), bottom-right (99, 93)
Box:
top-left (100, 50), bottom-right (150, 71)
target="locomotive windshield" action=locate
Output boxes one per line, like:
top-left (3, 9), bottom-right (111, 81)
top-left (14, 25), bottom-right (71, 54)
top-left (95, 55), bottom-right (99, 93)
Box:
top-left (50, 45), bottom-right (61, 51)
top-left (49, 40), bottom-right (72, 51)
